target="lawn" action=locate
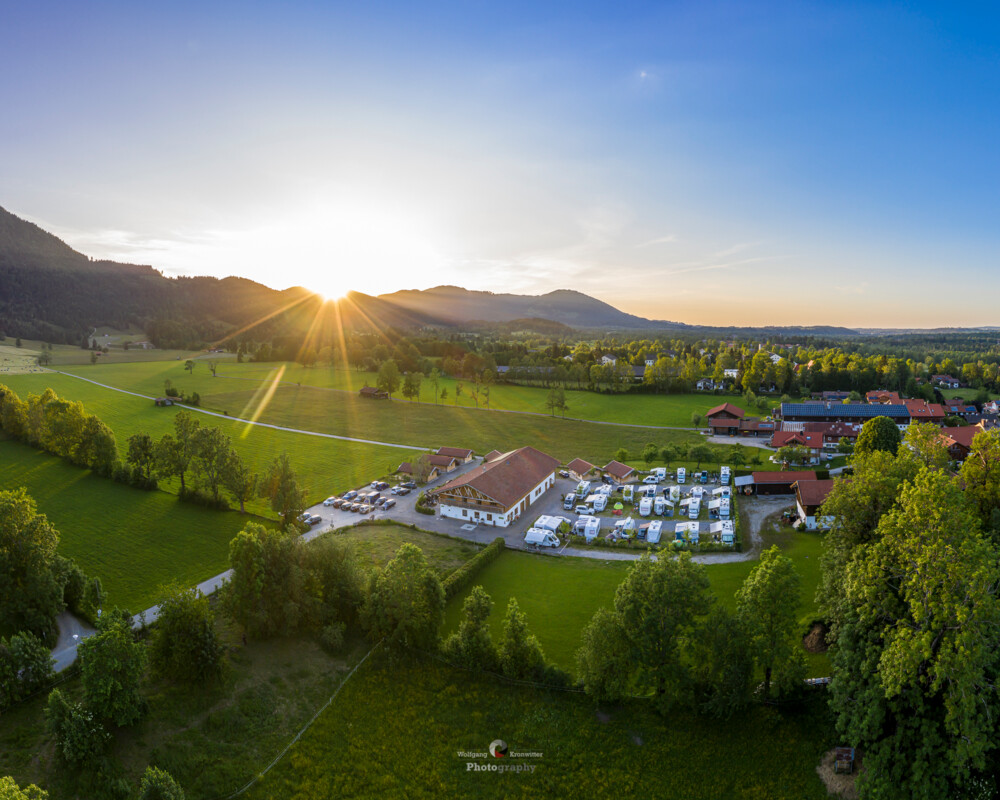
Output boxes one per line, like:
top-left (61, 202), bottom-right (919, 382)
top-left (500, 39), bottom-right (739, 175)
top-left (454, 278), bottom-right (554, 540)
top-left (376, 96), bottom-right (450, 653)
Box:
top-left (247, 648), bottom-right (834, 800)
top-left (0, 438), bottom-right (257, 613)
top-left (326, 523), bottom-right (483, 577)
top-left (0, 371), bottom-right (423, 513)
top-left (58, 358), bottom-right (770, 427)
top-left (443, 526), bottom-right (828, 677)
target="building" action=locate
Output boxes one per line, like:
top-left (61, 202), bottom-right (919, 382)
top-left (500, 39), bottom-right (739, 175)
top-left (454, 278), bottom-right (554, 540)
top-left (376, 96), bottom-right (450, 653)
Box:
top-left (428, 454), bottom-right (460, 473)
top-left (396, 461), bottom-right (442, 482)
top-left (566, 458), bottom-right (596, 480)
top-left (904, 400), bottom-right (947, 425)
top-left (695, 378), bottom-right (717, 391)
top-left (436, 447), bottom-right (474, 463)
top-left (752, 471), bottom-right (818, 495)
top-left (866, 390), bottom-right (902, 404)
top-left (483, 449), bottom-right (503, 462)
top-left (359, 386), bottom-right (389, 400)
top-left (778, 402), bottom-right (911, 427)
top-left (601, 355), bottom-right (617, 366)
top-left (770, 430), bottom-right (825, 463)
top-left (602, 460), bottom-right (636, 484)
top-left (794, 479), bottom-right (836, 530)
top-left (706, 402), bottom-right (746, 435)
top-left (932, 374), bottom-right (961, 389)
top-left (434, 446), bottom-right (559, 527)
top-left (939, 424), bottom-right (995, 461)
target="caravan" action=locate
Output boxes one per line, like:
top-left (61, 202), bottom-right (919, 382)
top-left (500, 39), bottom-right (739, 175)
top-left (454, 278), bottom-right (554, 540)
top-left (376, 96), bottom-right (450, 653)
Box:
top-left (719, 498), bottom-right (731, 519)
top-left (576, 480), bottom-right (592, 498)
top-left (534, 515), bottom-right (565, 532)
top-left (587, 494), bottom-right (608, 512)
top-left (720, 466), bottom-right (731, 485)
top-left (653, 496), bottom-right (666, 515)
top-left (639, 496), bottom-right (653, 516)
top-left (524, 528), bottom-right (560, 548)
top-left (622, 484), bottom-right (634, 502)
top-left (677, 467), bottom-right (686, 484)
top-left (646, 519), bottom-right (663, 544)
top-left (688, 499), bottom-right (701, 520)
top-left (613, 516), bottom-right (637, 538)
top-left (575, 515), bottom-right (601, 543)
top-left (652, 467), bottom-right (667, 481)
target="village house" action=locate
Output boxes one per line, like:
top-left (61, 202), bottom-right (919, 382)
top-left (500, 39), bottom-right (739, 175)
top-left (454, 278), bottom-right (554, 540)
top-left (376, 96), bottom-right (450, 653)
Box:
top-left (794, 479), bottom-right (836, 530)
top-left (566, 458), bottom-right (596, 481)
top-left (752, 471), bottom-right (818, 496)
top-left (435, 446), bottom-right (475, 463)
top-left (602, 460), bottom-right (636, 484)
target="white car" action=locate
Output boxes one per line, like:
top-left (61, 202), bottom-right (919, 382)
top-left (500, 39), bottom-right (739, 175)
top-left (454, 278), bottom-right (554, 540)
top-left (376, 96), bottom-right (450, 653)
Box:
top-left (322, 496), bottom-right (338, 506)
top-left (642, 475), bottom-right (659, 484)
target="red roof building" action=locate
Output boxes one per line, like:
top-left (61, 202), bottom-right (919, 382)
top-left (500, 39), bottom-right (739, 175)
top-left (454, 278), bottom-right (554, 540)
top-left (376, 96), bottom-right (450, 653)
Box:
top-left (706, 402), bottom-right (745, 421)
top-left (602, 460), bottom-right (636, 482)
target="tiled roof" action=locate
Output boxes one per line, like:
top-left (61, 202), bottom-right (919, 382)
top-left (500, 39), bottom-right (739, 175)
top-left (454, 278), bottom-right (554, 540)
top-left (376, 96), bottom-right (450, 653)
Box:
top-left (753, 471), bottom-right (818, 484)
top-left (436, 447), bottom-right (473, 459)
top-left (706, 402), bottom-right (745, 419)
top-left (794, 478), bottom-right (836, 507)
top-left (603, 460), bottom-right (635, 479)
top-left (781, 403), bottom-right (910, 419)
top-left (437, 446), bottom-right (560, 508)
top-left (566, 458), bottom-right (595, 474)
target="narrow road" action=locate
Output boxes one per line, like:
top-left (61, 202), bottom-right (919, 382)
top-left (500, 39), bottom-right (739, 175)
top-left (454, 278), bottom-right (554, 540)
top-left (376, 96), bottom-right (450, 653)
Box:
top-left (51, 371), bottom-right (426, 452)
top-left (51, 611), bottom-right (96, 672)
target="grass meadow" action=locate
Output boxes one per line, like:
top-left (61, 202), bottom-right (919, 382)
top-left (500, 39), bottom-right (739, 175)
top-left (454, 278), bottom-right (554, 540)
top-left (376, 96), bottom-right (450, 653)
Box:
top-left (329, 523), bottom-right (483, 576)
top-left (442, 527), bottom-right (828, 677)
top-left (0, 438), bottom-right (256, 613)
top-left (246, 648), bottom-right (834, 800)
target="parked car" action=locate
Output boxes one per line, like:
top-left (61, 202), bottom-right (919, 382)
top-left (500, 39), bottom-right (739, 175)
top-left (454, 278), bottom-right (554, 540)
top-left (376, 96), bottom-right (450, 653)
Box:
top-left (558, 469), bottom-right (570, 478)
top-left (375, 481), bottom-right (390, 490)
top-left (642, 475), bottom-right (659, 484)
top-left (343, 490), bottom-right (358, 500)
top-left (323, 496), bottom-right (338, 506)
top-left (382, 498), bottom-right (396, 510)
top-left (374, 497), bottom-right (387, 507)
top-left (297, 512), bottom-right (311, 523)
top-left (331, 498), bottom-right (344, 508)
top-left (401, 481), bottom-right (417, 489)
top-left (349, 502), bottom-right (362, 512)
top-left (308, 515), bottom-right (322, 525)
top-left (575, 504), bottom-right (593, 515)
top-left (395, 487), bottom-right (411, 496)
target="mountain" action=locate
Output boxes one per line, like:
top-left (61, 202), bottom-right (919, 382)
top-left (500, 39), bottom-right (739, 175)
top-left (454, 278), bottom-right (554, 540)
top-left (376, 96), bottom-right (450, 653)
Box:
top-left (379, 286), bottom-right (687, 330)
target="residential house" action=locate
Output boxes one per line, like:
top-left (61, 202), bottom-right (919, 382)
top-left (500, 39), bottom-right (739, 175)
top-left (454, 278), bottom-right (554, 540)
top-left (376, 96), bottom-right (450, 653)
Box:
top-left (752, 471), bottom-right (818, 496)
top-left (427, 454), bottom-right (460, 473)
top-left (602, 460), bottom-right (636, 484)
top-left (397, 461), bottom-right (441, 482)
top-left (706, 402), bottom-right (745, 435)
top-left (794, 479), bottom-right (836, 530)
top-left (434, 446), bottom-right (560, 527)
top-left (866, 390), bottom-right (902, 404)
top-left (695, 378), bottom-right (716, 391)
top-left (932, 374), bottom-right (961, 389)
top-left (601, 355), bottom-right (617, 366)
top-left (436, 447), bottom-right (475, 463)
top-left (566, 458), bottom-right (596, 480)
top-left (904, 400), bottom-right (947, 425)
top-left (778, 402), bottom-right (910, 428)
top-left (939, 424), bottom-right (995, 461)
top-left (770, 430), bottom-right (825, 464)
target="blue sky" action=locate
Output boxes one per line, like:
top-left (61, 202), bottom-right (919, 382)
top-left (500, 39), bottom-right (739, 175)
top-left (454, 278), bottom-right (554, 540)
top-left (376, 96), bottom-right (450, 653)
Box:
top-left (3, 1), bottom-right (1000, 326)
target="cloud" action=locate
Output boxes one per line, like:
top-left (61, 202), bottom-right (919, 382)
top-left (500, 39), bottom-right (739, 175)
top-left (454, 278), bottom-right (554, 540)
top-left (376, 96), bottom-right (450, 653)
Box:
top-left (635, 234), bottom-right (678, 248)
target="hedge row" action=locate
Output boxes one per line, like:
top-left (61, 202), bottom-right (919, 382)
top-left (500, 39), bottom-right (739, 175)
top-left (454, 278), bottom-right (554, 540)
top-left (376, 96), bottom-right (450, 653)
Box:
top-left (442, 536), bottom-right (506, 600)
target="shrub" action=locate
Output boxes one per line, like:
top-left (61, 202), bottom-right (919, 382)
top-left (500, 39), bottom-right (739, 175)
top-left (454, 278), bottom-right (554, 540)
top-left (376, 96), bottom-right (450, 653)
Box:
top-left (320, 622), bottom-right (346, 653)
top-left (46, 688), bottom-right (110, 766)
top-left (149, 585), bottom-right (224, 683)
top-left (441, 537), bottom-right (506, 600)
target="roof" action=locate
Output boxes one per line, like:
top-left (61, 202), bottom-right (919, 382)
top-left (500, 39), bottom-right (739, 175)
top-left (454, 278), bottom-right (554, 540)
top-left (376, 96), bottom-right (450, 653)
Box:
top-left (708, 417), bottom-right (741, 427)
top-left (484, 449), bottom-right (502, 462)
top-left (866, 390), bottom-right (902, 404)
top-left (904, 400), bottom-right (946, 420)
top-left (566, 458), bottom-right (595, 474)
top-left (603, 460), bottom-right (635, 479)
top-left (436, 446), bottom-right (473, 459)
top-left (427, 454), bottom-right (458, 467)
top-left (706, 402), bottom-right (745, 419)
top-left (794, 479), bottom-right (836, 508)
top-left (436, 446), bottom-right (560, 508)
top-left (940, 425), bottom-right (988, 451)
top-left (396, 462), bottom-right (412, 474)
top-left (781, 402), bottom-right (910, 419)
top-left (771, 430), bottom-right (824, 450)
top-left (753, 471), bottom-right (818, 484)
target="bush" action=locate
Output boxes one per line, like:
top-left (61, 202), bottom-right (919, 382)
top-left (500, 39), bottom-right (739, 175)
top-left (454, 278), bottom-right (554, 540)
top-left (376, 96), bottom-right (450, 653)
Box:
top-left (149, 585), bottom-right (224, 683)
top-left (0, 631), bottom-right (54, 710)
top-left (414, 491), bottom-right (434, 515)
top-left (46, 688), bottom-right (110, 766)
top-left (441, 537), bottom-right (506, 600)
top-left (177, 486), bottom-right (229, 511)
top-left (320, 622), bottom-right (346, 653)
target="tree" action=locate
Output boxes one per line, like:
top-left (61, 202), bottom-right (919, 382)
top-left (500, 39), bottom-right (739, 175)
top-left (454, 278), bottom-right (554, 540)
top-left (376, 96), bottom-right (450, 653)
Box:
top-left (688, 444), bottom-right (712, 469)
top-left (260, 454), bottom-right (306, 528)
top-left (127, 433), bottom-right (157, 482)
top-left (659, 444), bottom-right (677, 466)
top-left (137, 767), bottom-right (185, 800)
top-left (614, 552), bottom-right (712, 713)
top-left (376, 359), bottom-right (401, 399)
top-left (690, 607), bottom-right (755, 718)
top-left (149, 585), bottom-right (223, 683)
top-left (959, 430), bottom-right (1000, 540)
top-left (440, 387), bottom-right (448, 404)
top-left (441, 586), bottom-right (498, 671)
top-left (691, 412), bottom-right (702, 428)
top-left (730, 443), bottom-right (747, 468)
top-left (641, 442), bottom-right (659, 468)
top-left (361, 544), bottom-right (445, 649)
top-left (0, 632), bottom-right (54, 710)
top-left (836, 436), bottom-right (854, 455)
top-left (454, 382), bottom-right (463, 405)
top-left (830, 469), bottom-right (1000, 800)
top-left (498, 597), bottom-right (546, 680)
top-left (191, 425), bottom-right (233, 503)
top-left (402, 371), bottom-right (422, 402)
top-left (224, 450), bottom-right (257, 513)
top-left (15, 337), bottom-right (21, 348)
top-left (428, 368), bottom-right (441, 404)
top-left (75, 415), bottom-right (118, 476)
top-left (155, 411), bottom-right (200, 491)
top-left (36, 350), bottom-right (51, 367)
top-left (411, 453), bottom-right (434, 484)
top-left (575, 606), bottom-right (631, 702)
top-left (903, 422), bottom-right (950, 471)
top-left (775, 444), bottom-right (809, 466)
top-left (545, 386), bottom-right (567, 417)
top-left (78, 610), bottom-right (147, 726)
top-left (736, 546), bottom-right (804, 698)
top-left (613, 447), bottom-right (629, 464)
top-left (45, 689), bottom-right (109, 767)
top-left (207, 360), bottom-right (218, 377)
top-left (184, 359), bottom-right (194, 374)
top-left (0, 488), bottom-right (63, 637)
top-left (854, 415), bottom-right (901, 457)
top-left (0, 775), bottom-right (48, 799)
top-left (225, 523), bottom-right (304, 637)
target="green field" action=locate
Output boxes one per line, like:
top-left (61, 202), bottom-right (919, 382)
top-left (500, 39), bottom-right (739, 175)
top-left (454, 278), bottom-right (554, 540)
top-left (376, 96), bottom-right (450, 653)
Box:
top-left (247, 648), bottom-right (834, 800)
top-left (0, 371), bottom-right (421, 512)
top-left (443, 527), bottom-right (828, 677)
top-left (57, 358), bottom-right (768, 427)
top-left (328, 523), bottom-right (483, 577)
top-left (0, 438), bottom-right (256, 612)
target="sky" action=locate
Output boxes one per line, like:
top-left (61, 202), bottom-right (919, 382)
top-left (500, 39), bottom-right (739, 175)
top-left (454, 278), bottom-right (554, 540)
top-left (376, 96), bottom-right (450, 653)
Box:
top-left (3, 1), bottom-right (1000, 327)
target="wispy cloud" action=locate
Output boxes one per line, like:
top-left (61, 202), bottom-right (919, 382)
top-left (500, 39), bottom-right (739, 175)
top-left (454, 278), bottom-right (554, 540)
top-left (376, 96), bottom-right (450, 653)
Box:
top-left (635, 234), bottom-right (678, 248)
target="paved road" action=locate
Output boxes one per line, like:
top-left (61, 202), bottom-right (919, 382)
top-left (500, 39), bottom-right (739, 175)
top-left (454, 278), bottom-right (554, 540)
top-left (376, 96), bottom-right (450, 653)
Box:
top-left (50, 371), bottom-right (426, 452)
top-left (51, 611), bottom-right (96, 672)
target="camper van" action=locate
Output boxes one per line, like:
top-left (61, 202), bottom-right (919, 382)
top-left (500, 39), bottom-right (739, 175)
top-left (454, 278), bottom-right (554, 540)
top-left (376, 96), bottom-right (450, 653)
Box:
top-left (653, 496), bottom-right (666, 515)
top-left (564, 493), bottom-right (576, 510)
top-left (688, 500), bottom-right (701, 520)
top-left (524, 528), bottom-right (560, 548)
top-left (589, 494), bottom-right (608, 512)
top-left (639, 497), bottom-right (653, 516)
top-left (622, 484), bottom-right (634, 502)
top-left (720, 498), bottom-right (731, 519)
top-left (688, 524), bottom-right (700, 545)
top-left (646, 519), bottom-right (663, 544)
top-left (720, 466), bottom-right (731, 485)
top-left (699, 471), bottom-right (709, 484)
top-left (576, 480), bottom-right (592, 498)
top-left (534, 515), bottom-right (564, 532)
top-left (668, 485), bottom-right (680, 502)
top-left (652, 467), bottom-right (667, 481)
top-left (677, 467), bottom-right (686, 484)
top-left (721, 520), bottom-right (735, 545)
top-left (613, 517), bottom-right (636, 538)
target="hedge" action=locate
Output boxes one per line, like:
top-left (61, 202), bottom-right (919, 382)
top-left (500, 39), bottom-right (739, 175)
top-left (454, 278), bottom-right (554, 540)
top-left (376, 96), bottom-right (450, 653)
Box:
top-left (441, 537), bottom-right (506, 600)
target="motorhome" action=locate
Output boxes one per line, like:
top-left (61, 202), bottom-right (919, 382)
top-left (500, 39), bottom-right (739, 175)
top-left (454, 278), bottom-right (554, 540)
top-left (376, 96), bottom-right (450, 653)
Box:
top-left (677, 467), bottom-right (686, 484)
top-left (622, 484), bottom-right (634, 502)
top-left (575, 515), bottom-right (601, 543)
top-left (688, 523), bottom-right (700, 545)
top-left (708, 498), bottom-right (722, 519)
top-left (688, 500), bottom-right (701, 520)
top-left (534, 515), bottom-right (564, 532)
top-left (524, 528), bottom-right (560, 548)
top-left (613, 516), bottom-right (636, 538)
top-left (576, 480), bottom-right (592, 498)
top-left (719, 498), bottom-right (731, 519)
top-left (699, 471), bottom-right (709, 484)
top-left (646, 519), bottom-right (663, 544)
top-left (587, 493), bottom-right (608, 512)
top-left (720, 466), bottom-right (731, 485)
top-left (709, 520), bottom-right (736, 546)
top-left (639, 497), bottom-right (653, 516)
top-left (652, 467), bottom-right (667, 481)
top-left (667, 485), bottom-right (680, 502)
top-left (653, 496), bottom-right (666, 515)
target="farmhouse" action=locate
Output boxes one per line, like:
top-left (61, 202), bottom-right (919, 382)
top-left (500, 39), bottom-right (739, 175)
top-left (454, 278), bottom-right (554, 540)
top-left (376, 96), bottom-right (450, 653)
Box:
top-left (435, 446), bottom-right (560, 527)
top-left (428, 454), bottom-right (460, 473)
top-left (904, 400), bottom-right (947, 424)
top-left (752, 471), bottom-right (818, 496)
top-left (436, 446), bottom-right (474, 463)
top-left (794, 479), bottom-right (836, 531)
top-left (602, 460), bottom-right (636, 484)
top-left (778, 402), bottom-right (910, 427)
top-left (866, 390), bottom-right (901, 404)
top-left (396, 461), bottom-right (442, 482)
top-left (932, 374), bottom-right (961, 389)
top-left (770, 430), bottom-right (825, 463)
top-left (566, 458), bottom-right (596, 480)
top-left (939, 424), bottom-right (995, 461)
top-left (359, 386), bottom-right (389, 400)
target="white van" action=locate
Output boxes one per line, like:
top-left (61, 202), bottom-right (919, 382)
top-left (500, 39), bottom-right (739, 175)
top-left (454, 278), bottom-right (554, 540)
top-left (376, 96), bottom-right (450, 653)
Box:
top-left (688, 500), bottom-right (701, 520)
top-left (524, 528), bottom-right (560, 548)
top-left (677, 467), bottom-right (687, 484)
top-left (639, 497), bottom-right (652, 516)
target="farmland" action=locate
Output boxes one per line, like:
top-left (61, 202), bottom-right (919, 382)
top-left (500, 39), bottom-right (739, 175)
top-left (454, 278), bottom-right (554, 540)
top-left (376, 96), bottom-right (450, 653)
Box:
top-left (0, 438), bottom-right (254, 612)
top-left (246, 648), bottom-right (834, 800)
top-left (328, 523), bottom-right (483, 577)
top-left (442, 527), bottom-right (828, 677)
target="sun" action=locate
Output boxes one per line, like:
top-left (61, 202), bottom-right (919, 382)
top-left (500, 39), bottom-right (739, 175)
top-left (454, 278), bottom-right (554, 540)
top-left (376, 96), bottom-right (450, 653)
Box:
top-left (316, 288), bottom-right (348, 302)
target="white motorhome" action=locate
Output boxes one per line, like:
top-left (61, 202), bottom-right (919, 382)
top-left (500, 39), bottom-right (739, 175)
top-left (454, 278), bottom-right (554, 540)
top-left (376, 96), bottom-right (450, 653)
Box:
top-left (639, 497), bottom-right (653, 516)
top-left (622, 484), bottom-right (634, 502)
top-left (677, 467), bottom-right (687, 484)
top-left (613, 516), bottom-right (636, 538)
top-left (712, 486), bottom-right (731, 498)
top-left (576, 480), bottom-right (592, 498)
top-left (719, 498), bottom-right (731, 519)
top-left (646, 519), bottom-right (663, 544)
top-left (652, 467), bottom-right (667, 481)
top-left (691, 485), bottom-right (705, 500)
top-left (653, 496), bottom-right (666, 515)
top-left (667, 485), bottom-right (681, 502)
top-left (524, 528), bottom-right (560, 548)
top-left (688, 500), bottom-right (701, 520)
top-left (687, 523), bottom-right (700, 545)
top-left (586, 493), bottom-right (608, 512)
top-left (534, 515), bottom-right (565, 532)
top-left (720, 466), bottom-right (731, 485)
top-left (709, 520), bottom-right (735, 546)
top-left (575, 515), bottom-right (601, 543)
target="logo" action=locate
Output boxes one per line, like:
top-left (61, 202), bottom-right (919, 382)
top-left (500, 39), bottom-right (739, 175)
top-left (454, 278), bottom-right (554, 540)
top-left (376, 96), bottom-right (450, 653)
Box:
top-left (489, 739), bottom-right (508, 759)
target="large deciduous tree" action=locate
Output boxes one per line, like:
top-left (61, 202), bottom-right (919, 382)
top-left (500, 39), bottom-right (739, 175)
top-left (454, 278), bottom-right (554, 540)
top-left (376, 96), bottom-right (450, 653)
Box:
top-left (149, 585), bottom-right (223, 683)
top-left (376, 359), bottom-right (401, 398)
top-left (854, 415), bottom-right (901, 457)
top-left (78, 610), bottom-right (147, 727)
top-left (260, 453), bottom-right (306, 527)
top-left (441, 586), bottom-right (498, 672)
top-left (361, 543), bottom-right (444, 650)
top-left (498, 597), bottom-right (546, 680)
